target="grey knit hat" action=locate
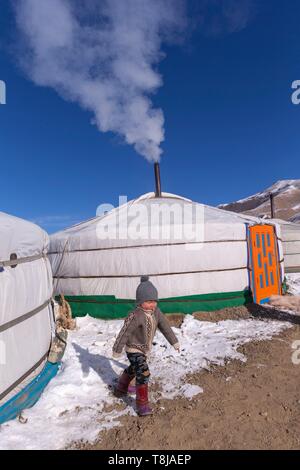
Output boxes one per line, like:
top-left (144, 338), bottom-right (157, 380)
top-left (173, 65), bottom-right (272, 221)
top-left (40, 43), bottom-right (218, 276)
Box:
top-left (136, 276), bottom-right (158, 305)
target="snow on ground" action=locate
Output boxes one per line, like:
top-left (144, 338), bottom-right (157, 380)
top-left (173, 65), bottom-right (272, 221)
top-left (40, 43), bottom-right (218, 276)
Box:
top-left (286, 273), bottom-right (300, 295)
top-left (0, 311), bottom-right (293, 450)
top-left (179, 384), bottom-right (203, 399)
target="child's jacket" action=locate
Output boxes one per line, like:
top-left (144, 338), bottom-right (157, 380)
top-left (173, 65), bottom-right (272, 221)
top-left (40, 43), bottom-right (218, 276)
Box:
top-left (113, 306), bottom-right (179, 356)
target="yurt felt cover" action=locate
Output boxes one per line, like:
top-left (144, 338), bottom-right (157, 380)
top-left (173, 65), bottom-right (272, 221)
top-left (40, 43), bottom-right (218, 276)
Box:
top-left (0, 212), bottom-right (53, 404)
top-left (50, 193), bottom-right (283, 318)
top-left (280, 222), bottom-right (300, 273)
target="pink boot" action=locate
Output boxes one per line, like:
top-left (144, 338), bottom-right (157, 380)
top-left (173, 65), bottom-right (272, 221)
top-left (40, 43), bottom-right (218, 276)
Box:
top-left (113, 371), bottom-right (134, 398)
top-left (128, 377), bottom-right (136, 394)
top-left (136, 384), bottom-right (152, 416)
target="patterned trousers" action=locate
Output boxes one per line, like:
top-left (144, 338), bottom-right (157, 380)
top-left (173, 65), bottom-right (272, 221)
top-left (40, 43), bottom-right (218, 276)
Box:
top-left (125, 352), bottom-right (150, 385)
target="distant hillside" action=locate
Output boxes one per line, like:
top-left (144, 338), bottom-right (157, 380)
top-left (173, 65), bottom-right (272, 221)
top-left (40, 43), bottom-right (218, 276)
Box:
top-left (219, 180), bottom-right (300, 222)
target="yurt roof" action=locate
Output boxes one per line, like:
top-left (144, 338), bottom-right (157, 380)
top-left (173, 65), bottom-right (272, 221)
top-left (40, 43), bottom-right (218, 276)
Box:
top-left (51, 192), bottom-right (266, 240)
top-left (0, 212), bottom-right (49, 261)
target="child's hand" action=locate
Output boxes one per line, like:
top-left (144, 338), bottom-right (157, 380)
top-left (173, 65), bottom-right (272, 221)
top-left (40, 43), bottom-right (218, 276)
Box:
top-left (112, 350), bottom-right (122, 359)
top-left (173, 343), bottom-right (180, 352)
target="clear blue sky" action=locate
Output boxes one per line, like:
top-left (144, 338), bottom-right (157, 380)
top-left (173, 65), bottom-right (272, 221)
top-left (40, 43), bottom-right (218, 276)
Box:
top-left (0, 0), bottom-right (299, 233)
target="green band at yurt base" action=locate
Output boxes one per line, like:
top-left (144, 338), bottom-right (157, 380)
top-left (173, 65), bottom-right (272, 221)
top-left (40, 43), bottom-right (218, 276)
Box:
top-left (56, 290), bottom-right (253, 320)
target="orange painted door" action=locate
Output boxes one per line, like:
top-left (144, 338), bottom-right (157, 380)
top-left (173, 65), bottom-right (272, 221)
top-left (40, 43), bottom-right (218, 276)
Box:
top-left (248, 225), bottom-right (281, 304)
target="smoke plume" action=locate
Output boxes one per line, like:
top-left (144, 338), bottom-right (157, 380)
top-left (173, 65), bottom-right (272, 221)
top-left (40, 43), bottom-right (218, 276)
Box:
top-left (14, 0), bottom-right (187, 161)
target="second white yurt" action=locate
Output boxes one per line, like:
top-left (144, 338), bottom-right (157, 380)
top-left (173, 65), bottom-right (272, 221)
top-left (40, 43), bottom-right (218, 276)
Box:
top-left (0, 212), bottom-right (58, 424)
top-left (49, 191), bottom-right (284, 319)
top-left (269, 219), bottom-right (300, 273)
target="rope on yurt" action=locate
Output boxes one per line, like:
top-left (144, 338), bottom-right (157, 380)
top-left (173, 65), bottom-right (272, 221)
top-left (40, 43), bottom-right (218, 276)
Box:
top-left (285, 266), bottom-right (300, 273)
top-left (53, 265), bottom-right (247, 280)
top-left (0, 252), bottom-right (46, 268)
top-left (48, 238), bottom-right (247, 255)
top-left (0, 299), bottom-right (51, 333)
top-left (0, 352), bottom-right (48, 402)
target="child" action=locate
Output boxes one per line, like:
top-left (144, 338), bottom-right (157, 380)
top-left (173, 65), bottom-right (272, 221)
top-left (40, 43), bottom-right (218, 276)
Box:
top-left (112, 275), bottom-right (180, 416)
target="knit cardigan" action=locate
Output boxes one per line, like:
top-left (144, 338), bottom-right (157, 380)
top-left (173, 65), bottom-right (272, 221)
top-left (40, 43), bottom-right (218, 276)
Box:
top-left (112, 306), bottom-right (179, 356)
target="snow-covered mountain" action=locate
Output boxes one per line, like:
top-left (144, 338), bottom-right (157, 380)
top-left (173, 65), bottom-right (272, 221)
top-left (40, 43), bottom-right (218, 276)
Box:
top-left (219, 180), bottom-right (300, 222)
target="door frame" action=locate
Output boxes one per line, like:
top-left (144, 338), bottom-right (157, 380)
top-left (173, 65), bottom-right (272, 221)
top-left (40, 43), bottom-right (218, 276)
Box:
top-left (247, 223), bottom-right (282, 304)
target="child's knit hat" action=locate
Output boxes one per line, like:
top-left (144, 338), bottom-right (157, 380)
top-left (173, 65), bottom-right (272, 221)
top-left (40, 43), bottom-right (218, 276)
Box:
top-left (136, 276), bottom-right (158, 305)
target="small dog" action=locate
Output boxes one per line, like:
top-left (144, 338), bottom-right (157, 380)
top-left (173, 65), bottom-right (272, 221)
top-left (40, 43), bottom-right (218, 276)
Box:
top-left (269, 295), bottom-right (300, 313)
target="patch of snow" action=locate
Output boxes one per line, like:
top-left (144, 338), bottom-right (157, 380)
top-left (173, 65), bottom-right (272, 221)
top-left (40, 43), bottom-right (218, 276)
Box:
top-left (286, 273), bottom-right (300, 295)
top-left (266, 180), bottom-right (299, 194)
top-left (179, 384), bottom-right (203, 399)
top-left (222, 180), bottom-right (300, 207)
top-left (0, 314), bottom-right (291, 450)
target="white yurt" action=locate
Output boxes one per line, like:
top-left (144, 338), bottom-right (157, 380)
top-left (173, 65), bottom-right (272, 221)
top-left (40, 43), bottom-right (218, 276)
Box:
top-left (0, 212), bottom-right (57, 424)
top-left (49, 191), bottom-right (284, 319)
top-left (269, 219), bottom-right (300, 273)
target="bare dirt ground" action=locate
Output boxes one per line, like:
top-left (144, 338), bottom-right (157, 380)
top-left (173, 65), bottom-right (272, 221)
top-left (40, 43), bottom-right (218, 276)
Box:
top-left (77, 305), bottom-right (300, 450)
